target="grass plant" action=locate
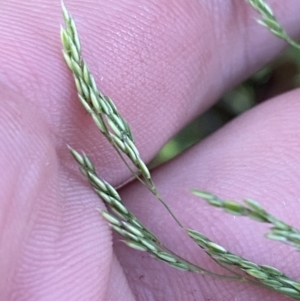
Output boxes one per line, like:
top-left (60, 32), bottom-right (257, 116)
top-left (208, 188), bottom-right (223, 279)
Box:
top-left (61, 1), bottom-right (300, 299)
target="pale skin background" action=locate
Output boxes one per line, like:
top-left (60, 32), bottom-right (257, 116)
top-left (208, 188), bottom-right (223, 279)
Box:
top-left (1, 0), bottom-right (300, 300)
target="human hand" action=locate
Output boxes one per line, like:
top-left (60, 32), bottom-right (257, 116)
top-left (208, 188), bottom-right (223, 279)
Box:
top-left (1, 1), bottom-right (300, 300)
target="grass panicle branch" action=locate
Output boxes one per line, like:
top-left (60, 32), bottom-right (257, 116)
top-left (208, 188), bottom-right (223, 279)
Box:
top-left (246, 0), bottom-right (300, 49)
top-left (192, 190), bottom-right (300, 251)
top-left (187, 229), bottom-right (300, 299)
top-left (68, 147), bottom-right (239, 278)
top-left (62, 1), bottom-right (300, 299)
top-left (61, 1), bottom-right (182, 227)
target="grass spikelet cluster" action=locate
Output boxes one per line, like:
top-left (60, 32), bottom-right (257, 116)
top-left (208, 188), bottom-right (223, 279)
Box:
top-left (61, 1), bottom-right (300, 299)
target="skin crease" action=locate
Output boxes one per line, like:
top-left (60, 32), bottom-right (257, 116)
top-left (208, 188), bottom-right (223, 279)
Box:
top-left (1, 0), bottom-right (300, 300)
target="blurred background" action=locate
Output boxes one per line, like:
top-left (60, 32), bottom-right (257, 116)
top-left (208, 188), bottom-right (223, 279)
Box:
top-left (150, 46), bottom-right (300, 168)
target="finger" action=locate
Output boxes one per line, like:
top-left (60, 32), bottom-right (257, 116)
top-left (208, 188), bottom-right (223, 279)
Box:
top-left (104, 256), bottom-right (136, 301)
top-left (1, 0), bottom-right (300, 185)
top-left (0, 86), bottom-right (114, 300)
top-left (116, 90), bottom-right (300, 300)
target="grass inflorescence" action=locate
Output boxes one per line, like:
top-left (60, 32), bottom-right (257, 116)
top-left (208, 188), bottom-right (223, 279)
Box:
top-left (61, 0), bottom-right (300, 299)
top-left (246, 0), bottom-right (300, 49)
top-left (192, 190), bottom-right (300, 250)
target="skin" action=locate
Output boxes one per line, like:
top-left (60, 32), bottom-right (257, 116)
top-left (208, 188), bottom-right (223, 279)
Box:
top-left (1, 0), bottom-right (300, 300)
